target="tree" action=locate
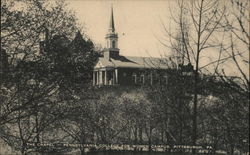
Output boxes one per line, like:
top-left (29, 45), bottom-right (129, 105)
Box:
top-left (0, 0), bottom-right (78, 126)
top-left (0, 59), bottom-right (64, 154)
top-left (94, 93), bottom-right (128, 144)
top-left (198, 76), bottom-right (249, 154)
top-left (119, 91), bottom-right (151, 145)
top-left (59, 99), bottom-right (96, 155)
top-left (211, 0), bottom-right (249, 153)
top-left (0, 0), bottom-right (86, 154)
top-left (162, 0), bottom-right (226, 148)
top-left (146, 66), bottom-right (193, 146)
top-left (218, 0), bottom-right (249, 91)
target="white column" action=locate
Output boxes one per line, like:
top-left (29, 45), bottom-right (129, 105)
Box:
top-left (104, 70), bottom-right (107, 85)
top-left (97, 71), bottom-right (99, 85)
top-left (112, 70), bottom-right (115, 85)
top-left (115, 69), bottom-right (118, 84)
top-left (99, 71), bottom-right (102, 85)
top-left (93, 71), bottom-right (95, 85)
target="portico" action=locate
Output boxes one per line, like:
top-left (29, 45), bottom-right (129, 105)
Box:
top-left (93, 68), bottom-right (118, 86)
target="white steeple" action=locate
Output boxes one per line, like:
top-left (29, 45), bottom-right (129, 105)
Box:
top-left (104, 5), bottom-right (120, 59)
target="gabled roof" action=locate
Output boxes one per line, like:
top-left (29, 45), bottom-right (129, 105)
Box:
top-left (94, 55), bottom-right (169, 69)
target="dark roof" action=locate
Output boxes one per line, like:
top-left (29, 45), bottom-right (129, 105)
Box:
top-left (95, 55), bottom-right (169, 69)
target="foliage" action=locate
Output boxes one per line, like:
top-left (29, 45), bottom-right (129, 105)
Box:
top-left (0, 0), bottom-right (98, 154)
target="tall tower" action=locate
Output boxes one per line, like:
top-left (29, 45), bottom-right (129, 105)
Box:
top-left (104, 5), bottom-right (120, 59)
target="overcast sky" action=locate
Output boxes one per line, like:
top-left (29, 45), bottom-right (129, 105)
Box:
top-left (66, 0), bottom-right (248, 77)
top-left (67, 0), bottom-right (174, 58)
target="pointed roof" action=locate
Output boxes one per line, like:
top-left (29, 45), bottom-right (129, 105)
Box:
top-left (109, 5), bottom-right (115, 32)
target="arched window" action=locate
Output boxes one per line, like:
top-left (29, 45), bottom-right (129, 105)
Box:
top-left (112, 41), bottom-right (116, 48)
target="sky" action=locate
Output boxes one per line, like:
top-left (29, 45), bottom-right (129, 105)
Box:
top-left (66, 0), bottom-right (248, 77)
top-left (67, 0), bottom-right (174, 58)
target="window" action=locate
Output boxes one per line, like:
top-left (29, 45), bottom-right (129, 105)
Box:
top-left (140, 74), bottom-right (145, 84)
top-left (112, 40), bottom-right (116, 48)
top-left (164, 75), bottom-right (168, 85)
top-left (150, 73), bottom-right (153, 85)
top-left (132, 73), bottom-right (137, 84)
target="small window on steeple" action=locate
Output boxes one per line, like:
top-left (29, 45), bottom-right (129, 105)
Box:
top-left (112, 41), bottom-right (116, 48)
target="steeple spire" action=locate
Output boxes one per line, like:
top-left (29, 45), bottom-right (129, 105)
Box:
top-left (109, 5), bottom-right (115, 32)
top-left (105, 4), bottom-right (119, 59)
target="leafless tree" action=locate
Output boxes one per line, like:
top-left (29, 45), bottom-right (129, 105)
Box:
top-left (219, 0), bottom-right (249, 90)
top-left (161, 0), bottom-right (226, 149)
top-left (211, 0), bottom-right (249, 153)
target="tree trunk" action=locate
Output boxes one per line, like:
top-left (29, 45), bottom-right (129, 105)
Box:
top-left (148, 127), bottom-right (153, 151)
top-left (80, 147), bottom-right (85, 155)
top-left (178, 98), bottom-right (183, 144)
top-left (134, 125), bottom-right (138, 144)
top-left (229, 144), bottom-right (234, 155)
top-left (192, 70), bottom-right (199, 154)
top-left (161, 127), bottom-right (164, 144)
top-left (35, 114), bottom-right (40, 143)
top-left (139, 125), bottom-right (143, 144)
top-left (20, 142), bottom-right (27, 155)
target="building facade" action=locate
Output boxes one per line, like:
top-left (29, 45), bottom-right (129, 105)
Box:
top-left (93, 7), bottom-right (188, 86)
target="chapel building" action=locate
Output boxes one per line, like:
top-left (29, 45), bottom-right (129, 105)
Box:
top-left (93, 7), bottom-right (173, 86)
